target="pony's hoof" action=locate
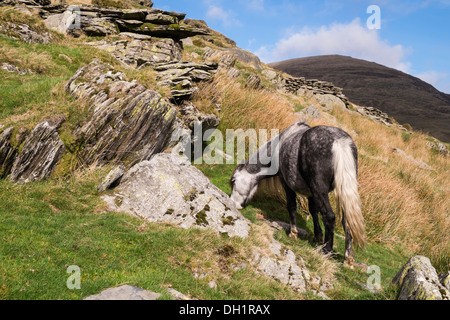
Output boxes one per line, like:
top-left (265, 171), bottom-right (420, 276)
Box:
top-left (314, 235), bottom-right (324, 244)
top-left (288, 230), bottom-right (298, 239)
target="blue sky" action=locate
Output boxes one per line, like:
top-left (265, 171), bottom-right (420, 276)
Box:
top-left (156, 0), bottom-right (450, 93)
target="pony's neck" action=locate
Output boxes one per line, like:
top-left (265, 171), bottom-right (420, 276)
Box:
top-left (244, 139), bottom-right (280, 181)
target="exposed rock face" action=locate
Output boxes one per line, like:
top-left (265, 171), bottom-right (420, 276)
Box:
top-left (66, 60), bottom-right (177, 166)
top-left (10, 118), bottom-right (65, 183)
top-left (154, 61), bottom-right (218, 102)
top-left (392, 256), bottom-right (449, 300)
top-left (40, 5), bottom-right (209, 39)
top-left (88, 36), bottom-right (183, 68)
top-left (0, 127), bottom-right (17, 178)
top-left (102, 153), bottom-right (251, 238)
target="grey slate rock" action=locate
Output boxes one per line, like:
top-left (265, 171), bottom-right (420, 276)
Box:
top-left (84, 285), bottom-right (161, 300)
top-left (10, 119), bottom-right (65, 183)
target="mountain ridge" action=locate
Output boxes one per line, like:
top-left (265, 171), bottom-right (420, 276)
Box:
top-left (269, 55), bottom-right (450, 142)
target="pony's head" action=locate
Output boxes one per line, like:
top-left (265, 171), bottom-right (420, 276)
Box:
top-left (229, 164), bottom-right (259, 209)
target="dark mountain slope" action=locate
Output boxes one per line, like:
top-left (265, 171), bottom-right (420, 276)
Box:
top-left (270, 55), bottom-right (450, 142)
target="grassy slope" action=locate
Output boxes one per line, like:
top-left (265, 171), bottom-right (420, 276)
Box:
top-left (0, 8), bottom-right (448, 300)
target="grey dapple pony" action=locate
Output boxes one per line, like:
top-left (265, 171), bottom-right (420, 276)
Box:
top-left (230, 121), bottom-right (366, 265)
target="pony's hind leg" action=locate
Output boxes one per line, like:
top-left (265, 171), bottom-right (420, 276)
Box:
top-left (342, 214), bottom-right (355, 265)
top-left (342, 214), bottom-right (368, 270)
top-left (308, 196), bottom-right (323, 244)
top-left (281, 179), bottom-right (298, 239)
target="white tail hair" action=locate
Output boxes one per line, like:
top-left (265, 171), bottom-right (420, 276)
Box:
top-left (332, 138), bottom-right (366, 248)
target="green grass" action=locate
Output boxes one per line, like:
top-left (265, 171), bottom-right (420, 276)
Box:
top-left (0, 167), bottom-right (305, 300)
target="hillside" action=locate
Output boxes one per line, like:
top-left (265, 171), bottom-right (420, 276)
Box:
top-left (270, 55), bottom-right (450, 143)
top-left (0, 1), bottom-right (449, 301)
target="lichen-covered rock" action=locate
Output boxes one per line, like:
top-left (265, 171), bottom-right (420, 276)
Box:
top-left (392, 255), bottom-right (449, 300)
top-left (102, 153), bottom-right (251, 238)
top-left (66, 60), bottom-right (177, 166)
top-left (10, 119), bottom-right (65, 183)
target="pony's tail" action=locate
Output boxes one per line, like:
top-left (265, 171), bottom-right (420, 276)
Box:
top-left (332, 138), bottom-right (366, 249)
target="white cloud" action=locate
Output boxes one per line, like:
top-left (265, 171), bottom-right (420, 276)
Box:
top-left (416, 70), bottom-right (450, 93)
top-left (206, 4), bottom-right (241, 27)
top-left (254, 18), bottom-right (411, 73)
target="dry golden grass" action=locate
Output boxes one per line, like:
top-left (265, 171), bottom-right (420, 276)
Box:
top-left (192, 70), bottom-right (297, 132)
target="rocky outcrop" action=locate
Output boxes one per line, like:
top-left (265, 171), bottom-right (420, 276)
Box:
top-left (154, 61), bottom-right (218, 102)
top-left (66, 60), bottom-right (177, 166)
top-left (88, 34), bottom-right (183, 68)
top-left (0, 21), bottom-right (53, 44)
top-left (40, 4), bottom-right (210, 39)
top-left (102, 153), bottom-right (251, 238)
top-left (392, 256), bottom-right (449, 300)
top-left (10, 117), bottom-right (65, 183)
top-left (0, 127), bottom-right (17, 178)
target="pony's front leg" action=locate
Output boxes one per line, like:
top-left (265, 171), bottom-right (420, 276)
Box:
top-left (281, 180), bottom-right (298, 239)
top-left (308, 197), bottom-right (323, 244)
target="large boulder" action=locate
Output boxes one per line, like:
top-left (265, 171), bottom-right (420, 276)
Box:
top-left (44, 9), bottom-right (78, 35)
top-left (66, 60), bottom-right (177, 166)
top-left (392, 256), bottom-right (449, 300)
top-left (102, 153), bottom-right (251, 238)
